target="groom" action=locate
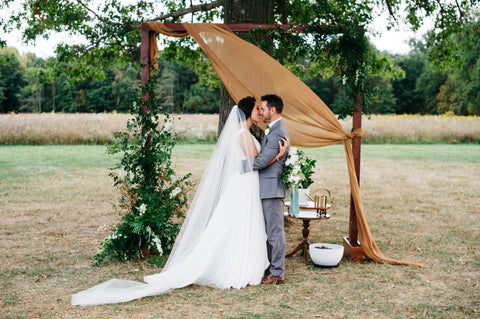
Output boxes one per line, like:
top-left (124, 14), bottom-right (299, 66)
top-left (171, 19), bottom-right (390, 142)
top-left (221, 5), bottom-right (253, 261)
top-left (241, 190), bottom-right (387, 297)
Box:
top-left (253, 94), bottom-right (290, 285)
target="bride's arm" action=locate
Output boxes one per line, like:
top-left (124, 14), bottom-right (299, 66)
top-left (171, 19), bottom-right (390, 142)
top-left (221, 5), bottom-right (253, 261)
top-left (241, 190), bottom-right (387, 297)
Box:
top-left (239, 131), bottom-right (259, 157)
top-left (267, 137), bottom-right (289, 166)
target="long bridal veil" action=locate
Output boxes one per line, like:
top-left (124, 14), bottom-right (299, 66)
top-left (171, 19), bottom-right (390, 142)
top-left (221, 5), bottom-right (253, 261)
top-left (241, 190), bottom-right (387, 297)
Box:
top-left (161, 105), bottom-right (254, 271)
top-left (72, 106), bottom-right (263, 306)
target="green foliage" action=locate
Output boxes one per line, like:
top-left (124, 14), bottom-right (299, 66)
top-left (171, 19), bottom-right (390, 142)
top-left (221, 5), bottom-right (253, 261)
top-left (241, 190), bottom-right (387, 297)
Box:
top-left (3, 0), bottom-right (479, 118)
top-left (436, 21), bottom-right (480, 115)
top-left (94, 81), bottom-right (191, 265)
top-left (55, 74), bottom-right (78, 112)
top-left (183, 83), bottom-right (220, 113)
top-left (281, 147), bottom-right (317, 189)
top-left (0, 53), bottom-right (26, 113)
top-left (391, 52), bottom-right (427, 114)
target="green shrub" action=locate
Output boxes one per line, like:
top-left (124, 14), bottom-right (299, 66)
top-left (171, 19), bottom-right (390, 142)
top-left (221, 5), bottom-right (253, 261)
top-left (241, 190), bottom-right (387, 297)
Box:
top-left (94, 82), bottom-right (191, 266)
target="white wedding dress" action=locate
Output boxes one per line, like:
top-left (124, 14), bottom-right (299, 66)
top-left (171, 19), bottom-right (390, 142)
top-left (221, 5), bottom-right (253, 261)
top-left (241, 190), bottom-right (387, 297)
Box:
top-left (72, 106), bottom-right (269, 306)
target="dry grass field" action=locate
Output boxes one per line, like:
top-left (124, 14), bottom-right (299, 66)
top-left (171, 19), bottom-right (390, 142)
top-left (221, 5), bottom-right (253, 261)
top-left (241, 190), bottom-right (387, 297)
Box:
top-left (1, 144), bottom-right (479, 318)
top-left (0, 113), bottom-right (479, 145)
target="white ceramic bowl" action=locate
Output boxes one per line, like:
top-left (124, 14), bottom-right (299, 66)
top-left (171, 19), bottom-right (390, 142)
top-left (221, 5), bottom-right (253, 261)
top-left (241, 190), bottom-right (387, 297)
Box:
top-left (309, 243), bottom-right (344, 267)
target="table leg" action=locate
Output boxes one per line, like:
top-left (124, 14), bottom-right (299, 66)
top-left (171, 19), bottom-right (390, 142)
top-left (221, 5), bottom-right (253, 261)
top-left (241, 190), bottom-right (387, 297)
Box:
top-left (286, 219), bottom-right (312, 265)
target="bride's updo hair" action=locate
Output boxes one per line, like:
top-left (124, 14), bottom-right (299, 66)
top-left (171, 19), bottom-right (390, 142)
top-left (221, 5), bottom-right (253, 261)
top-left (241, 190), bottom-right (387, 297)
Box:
top-left (238, 96), bottom-right (256, 119)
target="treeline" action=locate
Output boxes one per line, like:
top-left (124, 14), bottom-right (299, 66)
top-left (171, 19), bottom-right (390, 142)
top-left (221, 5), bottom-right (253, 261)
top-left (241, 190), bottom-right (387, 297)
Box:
top-left (1, 39), bottom-right (479, 115)
top-left (0, 47), bottom-right (219, 114)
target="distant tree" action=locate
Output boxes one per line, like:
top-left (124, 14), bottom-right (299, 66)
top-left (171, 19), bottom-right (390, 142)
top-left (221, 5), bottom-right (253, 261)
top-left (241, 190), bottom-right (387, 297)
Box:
top-left (111, 65), bottom-right (139, 112)
top-left (414, 67), bottom-right (447, 114)
top-left (437, 78), bottom-right (459, 114)
top-left (170, 62), bottom-right (200, 112)
top-left (304, 76), bottom-right (339, 109)
top-left (0, 53), bottom-right (26, 113)
top-left (55, 74), bottom-right (77, 112)
top-left (367, 76), bottom-right (397, 114)
top-left (86, 69), bottom-right (116, 112)
top-left (154, 66), bottom-right (176, 113)
top-left (20, 54), bottom-right (51, 112)
top-left (183, 82), bottom-right (220, 113)
top-left (391, 51), bottom-right (427, 114)
top-left (440, 21), bottom-right (480, 115)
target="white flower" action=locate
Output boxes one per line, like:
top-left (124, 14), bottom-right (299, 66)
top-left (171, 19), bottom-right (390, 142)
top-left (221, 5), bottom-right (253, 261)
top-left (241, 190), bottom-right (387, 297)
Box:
top-left (153, 236), bottom-right (163, 255)
top-left (282, 147), bottom-right (315, 188)
top-left (170, 186), bottom-right (182, 199)
top-left (97, 224), bottom-right (109, 231)
top-left (264, 128), bottom-right (270, 135)
top-left (138, 203), bottom-right (147, 215)
top-left (163, 121), bottom-right (173, 132)
top-left (292, 164), bottom-right (301, 174)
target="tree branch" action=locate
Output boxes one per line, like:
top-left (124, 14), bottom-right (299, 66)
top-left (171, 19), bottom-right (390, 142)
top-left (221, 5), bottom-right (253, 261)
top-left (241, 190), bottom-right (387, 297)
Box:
top-left (454, 0), bottom-right (466, 18)
top-left (384, 0), bottom-right (397, 21)
top-left (74, 0), bottom-right (118, 26)
top-left (149, 0), bottom-right (223, 23)
top-left (275, 0), bottom-right (289, 24)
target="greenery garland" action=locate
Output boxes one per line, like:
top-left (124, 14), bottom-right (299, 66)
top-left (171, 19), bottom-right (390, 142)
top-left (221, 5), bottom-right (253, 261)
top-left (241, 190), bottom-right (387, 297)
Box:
top-left (94, 80), bottom-right (191, 266)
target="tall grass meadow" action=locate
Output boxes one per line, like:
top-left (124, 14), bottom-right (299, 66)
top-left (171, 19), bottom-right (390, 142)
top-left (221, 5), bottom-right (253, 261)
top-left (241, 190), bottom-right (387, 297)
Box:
top-left (1, 113), bottom-right (478, 145)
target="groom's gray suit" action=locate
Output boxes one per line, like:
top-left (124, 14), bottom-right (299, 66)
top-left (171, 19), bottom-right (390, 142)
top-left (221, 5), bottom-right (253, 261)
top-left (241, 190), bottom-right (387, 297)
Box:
top-left (253, 119), bottom-right (290, 278)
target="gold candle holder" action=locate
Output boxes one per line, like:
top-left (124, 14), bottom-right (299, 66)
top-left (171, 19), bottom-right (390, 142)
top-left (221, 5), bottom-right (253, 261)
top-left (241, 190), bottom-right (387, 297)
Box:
top-left (314, 195), bottom-right (320, 217)
top-left (320, 195), bottom-right (327, 208)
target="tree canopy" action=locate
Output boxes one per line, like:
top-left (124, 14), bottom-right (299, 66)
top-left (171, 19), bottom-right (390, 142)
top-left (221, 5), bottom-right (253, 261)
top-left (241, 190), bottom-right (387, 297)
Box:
top-left (2, 0), bottom-right (477, 66)
top-left (1, 0), bottom-right (479, 116)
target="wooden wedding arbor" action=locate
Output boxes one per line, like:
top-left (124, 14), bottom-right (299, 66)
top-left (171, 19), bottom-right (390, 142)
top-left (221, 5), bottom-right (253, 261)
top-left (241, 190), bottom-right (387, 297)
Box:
top-left (140, 22), bottom-right (365, 262)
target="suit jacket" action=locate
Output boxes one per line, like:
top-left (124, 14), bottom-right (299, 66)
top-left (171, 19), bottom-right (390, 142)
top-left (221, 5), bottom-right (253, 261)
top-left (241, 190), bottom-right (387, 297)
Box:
top-left (253, 119), bottom-right (290, 199)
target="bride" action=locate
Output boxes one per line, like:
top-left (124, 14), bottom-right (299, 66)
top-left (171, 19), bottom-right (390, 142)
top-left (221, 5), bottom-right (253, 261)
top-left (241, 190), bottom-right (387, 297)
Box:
top-left (72, 96), bottom-right (288, 306)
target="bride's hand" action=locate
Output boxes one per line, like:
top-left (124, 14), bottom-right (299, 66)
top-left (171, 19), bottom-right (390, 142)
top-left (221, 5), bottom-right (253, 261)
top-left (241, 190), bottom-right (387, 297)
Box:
top-left (277, 137), bottom-right (289, 158)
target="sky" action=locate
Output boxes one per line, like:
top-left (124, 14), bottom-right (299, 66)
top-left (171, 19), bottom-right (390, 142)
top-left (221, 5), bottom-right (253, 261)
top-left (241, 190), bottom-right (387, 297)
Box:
top-left (3, 4), bottom-right (427, 59)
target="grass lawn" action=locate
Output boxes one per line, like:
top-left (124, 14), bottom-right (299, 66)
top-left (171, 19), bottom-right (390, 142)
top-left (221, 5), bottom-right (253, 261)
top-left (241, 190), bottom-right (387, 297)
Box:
top-left (0, 144), bottom-right (479, 318)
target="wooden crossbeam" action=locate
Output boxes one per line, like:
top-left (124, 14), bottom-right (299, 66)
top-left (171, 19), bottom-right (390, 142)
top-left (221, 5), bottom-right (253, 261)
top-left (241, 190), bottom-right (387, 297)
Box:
top-left (141, 22), bottom-right (342, 34)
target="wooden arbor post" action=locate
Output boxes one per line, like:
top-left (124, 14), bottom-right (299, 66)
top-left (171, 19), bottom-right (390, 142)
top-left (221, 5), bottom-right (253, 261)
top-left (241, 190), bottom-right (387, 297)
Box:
top-left (140, 22), bottom-right (364, 261)
top-left (343, 93), bottom-right (364, 263)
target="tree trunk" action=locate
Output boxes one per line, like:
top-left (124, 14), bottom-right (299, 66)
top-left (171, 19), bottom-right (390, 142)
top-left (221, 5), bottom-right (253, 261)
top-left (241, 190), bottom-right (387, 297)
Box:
top-left (218, 0), bottom-right (274, 135)
top-left (52, 81), bottom-right (56, 112)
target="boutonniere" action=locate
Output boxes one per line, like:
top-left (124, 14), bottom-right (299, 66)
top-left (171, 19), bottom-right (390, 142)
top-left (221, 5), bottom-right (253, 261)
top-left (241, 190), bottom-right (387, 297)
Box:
top-left (264, 125), bottom-right (271, 136)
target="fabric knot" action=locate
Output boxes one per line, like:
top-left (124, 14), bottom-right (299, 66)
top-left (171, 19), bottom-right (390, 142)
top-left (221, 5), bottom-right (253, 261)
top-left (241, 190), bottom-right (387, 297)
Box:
top-left (345, 127), bottom-right (364, 140)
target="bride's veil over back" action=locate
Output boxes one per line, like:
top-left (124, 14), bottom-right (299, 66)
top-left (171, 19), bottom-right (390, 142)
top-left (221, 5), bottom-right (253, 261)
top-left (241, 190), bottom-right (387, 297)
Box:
top-left (162, 105), bottom-right (254, 271)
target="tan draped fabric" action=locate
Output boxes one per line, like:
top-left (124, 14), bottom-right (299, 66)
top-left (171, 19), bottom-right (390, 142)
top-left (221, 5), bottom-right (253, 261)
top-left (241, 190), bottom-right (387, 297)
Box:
top-left (146, 22), bottom-right (425, 267)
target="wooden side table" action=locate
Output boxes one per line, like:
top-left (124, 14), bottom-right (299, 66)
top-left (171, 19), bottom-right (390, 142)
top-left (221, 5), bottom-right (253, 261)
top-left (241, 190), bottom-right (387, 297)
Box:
top-left (284, 202), bottom-right (331, 264)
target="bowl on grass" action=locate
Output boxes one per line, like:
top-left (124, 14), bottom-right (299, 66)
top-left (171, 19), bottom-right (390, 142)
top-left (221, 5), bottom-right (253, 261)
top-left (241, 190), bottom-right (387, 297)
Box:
top-left (309, 243), bottom-right (344, 267)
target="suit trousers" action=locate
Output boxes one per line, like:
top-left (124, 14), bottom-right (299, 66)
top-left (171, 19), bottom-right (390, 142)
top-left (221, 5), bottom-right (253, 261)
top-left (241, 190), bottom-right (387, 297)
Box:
top-left (262, 198), bottom-right (285, 278)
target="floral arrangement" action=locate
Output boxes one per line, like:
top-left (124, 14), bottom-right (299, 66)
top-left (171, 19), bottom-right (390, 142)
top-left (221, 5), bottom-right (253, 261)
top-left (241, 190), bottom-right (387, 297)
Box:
top-left (280, 147), bottom-right (317, 189)
top-left (94, 81), bottom-right (191, 266)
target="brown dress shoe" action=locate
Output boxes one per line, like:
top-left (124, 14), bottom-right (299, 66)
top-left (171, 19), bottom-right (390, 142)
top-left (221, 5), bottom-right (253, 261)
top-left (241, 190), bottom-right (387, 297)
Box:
top-left (264, 268), bottom-right (271, 277)
top-left (261, 273), bottom-right (285, 285)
